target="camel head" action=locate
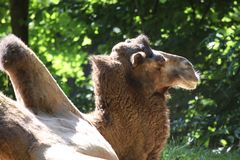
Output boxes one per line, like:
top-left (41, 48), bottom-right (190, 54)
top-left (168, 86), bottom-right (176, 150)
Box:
top-left (111, 35), bottom-right (200, 95)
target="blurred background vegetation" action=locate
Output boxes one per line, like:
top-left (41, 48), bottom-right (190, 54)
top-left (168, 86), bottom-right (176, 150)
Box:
top-left (0, 0), bottom-right (239, 155)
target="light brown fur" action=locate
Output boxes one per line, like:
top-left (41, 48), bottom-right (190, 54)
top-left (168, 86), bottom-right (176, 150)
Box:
top-left (0, 35), bottom-right (118, 160)
top-left (86, 35), bottom-right (199, 160)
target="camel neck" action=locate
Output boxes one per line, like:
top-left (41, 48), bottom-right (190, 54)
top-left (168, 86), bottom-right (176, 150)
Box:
top-left (91, 56), bottom-right (166, 112)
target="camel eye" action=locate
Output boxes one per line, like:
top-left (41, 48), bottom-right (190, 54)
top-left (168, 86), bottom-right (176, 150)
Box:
top-left (149, 53), bottom-right (153, 58)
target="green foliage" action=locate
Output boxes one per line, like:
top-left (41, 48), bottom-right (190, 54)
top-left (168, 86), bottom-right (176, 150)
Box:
top-left (29, 0), bottom-right (94, 112)
top-left (162, 142), bottom-right (240, 160)
top-left (169, 0), bottom-right (240, 151)
top-left (0, 0), bottom-right (239, 151)
top-left (0, 0), bottom-right (13, 97)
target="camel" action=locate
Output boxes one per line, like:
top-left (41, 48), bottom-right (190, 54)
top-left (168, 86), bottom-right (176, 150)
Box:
top-left (0, 34), bottom-right (118, 160)
top-left (86, 35), bottom-right (199, 159)
top-left (0, 34), bottom-right (199, 160)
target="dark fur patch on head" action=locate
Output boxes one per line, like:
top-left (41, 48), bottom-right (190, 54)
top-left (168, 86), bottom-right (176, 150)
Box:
top-left (127, 34), bottom-right (153, 57)
top-left (111, 34), bottom-right (153, 59)
top-left (131, 34), bottom-right (150, 46)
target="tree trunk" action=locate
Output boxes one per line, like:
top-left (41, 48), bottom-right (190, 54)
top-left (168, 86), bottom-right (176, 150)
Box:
top-left (10, 0), bottom-right (29, 45)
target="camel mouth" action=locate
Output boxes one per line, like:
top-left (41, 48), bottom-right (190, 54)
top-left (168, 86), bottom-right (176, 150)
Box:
top-left (154, 86), bottom-right (170, 96)
top-left (183, 80), bottom-right (198, 90)
top-left (178, 71), bottom-right (200, 90)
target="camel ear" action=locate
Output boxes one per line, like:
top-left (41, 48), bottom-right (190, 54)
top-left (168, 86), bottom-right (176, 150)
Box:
top-left (130, 52), bottom-right (146, 67)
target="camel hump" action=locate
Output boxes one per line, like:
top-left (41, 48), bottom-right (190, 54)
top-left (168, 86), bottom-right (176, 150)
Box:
top-left (0, 34), bottom-right (82, 117)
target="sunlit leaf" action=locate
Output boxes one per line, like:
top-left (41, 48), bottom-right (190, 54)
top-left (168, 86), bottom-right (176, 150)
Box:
top-left (220, 139), bottom-right (228, 147)
top-left (159, 0), bottom-right (167, 4)
top-left (82, 36), bottom-right (92, 46)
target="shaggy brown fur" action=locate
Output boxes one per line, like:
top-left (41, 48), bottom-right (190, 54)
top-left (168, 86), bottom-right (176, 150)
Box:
top-left (0, 35), bottom-right (118, 160)
top-left (86, 35), bottom-right (199, 160)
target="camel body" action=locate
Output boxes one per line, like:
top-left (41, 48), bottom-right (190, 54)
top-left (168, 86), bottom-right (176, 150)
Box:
top-left (0, 35), bottom-right (118, 160)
